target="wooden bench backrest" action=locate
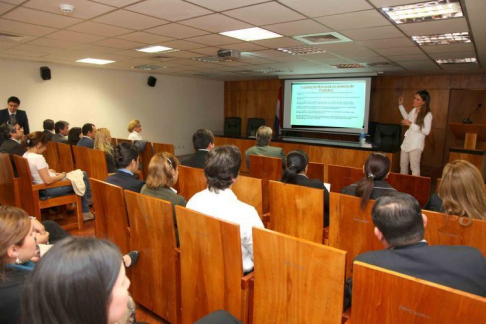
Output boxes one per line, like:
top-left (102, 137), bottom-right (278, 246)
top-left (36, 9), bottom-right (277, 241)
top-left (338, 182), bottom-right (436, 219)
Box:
top-left (249, 155), bottom-right (282, 214)
top-left (253, 228), bottom-right (346, 324)
top-left (153, 142), bottom-right (175, 156)
top-left (86, 149), bottom-right (108, 181)
top-left (352, 261), bottom-right (486, 324)
top-left (307, 161), bottom-right (324, 182)
top-left (124, 190), bottom-right (179, 323)
top-left (43, 141), bottom-right (60, 172)
top-left (178, 165), bottom-right (206, 201)
top-left (0, 153), bottom-right (17, 206)
top-left (56, 143), bottom-right (74, 173)
top-left (89, 179), bottom-right (130, 254)
top-left (116, 138), bottom-right (132, 144)
top-left (72, 145), bottom-right (91, 176)
top-left (140, 141), bottom-right (153, 179)
top-left (422, 210), bottom-right (486, 256)
top-left (329, 192), bottom-right (381, 279)
top-left (269, 180), bottom-right (324, 243)
top-left (232, 175), bottom-right (263, 218)
top-left (175, 205), bottom-right (244, 323)
top-left (13, 155), bottom-right (37, 216)
top-left (328, 164), bottom-right (431, 207)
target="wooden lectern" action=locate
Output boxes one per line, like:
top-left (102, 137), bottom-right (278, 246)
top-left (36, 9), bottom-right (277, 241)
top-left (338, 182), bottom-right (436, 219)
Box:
top-left (448, 123), bottom-right (486, 180)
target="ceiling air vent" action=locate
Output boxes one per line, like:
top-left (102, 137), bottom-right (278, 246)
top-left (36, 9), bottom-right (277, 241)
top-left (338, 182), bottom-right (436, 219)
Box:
top-left (367, 62), bottom-right (394, 67)
top-left (0, 32), bottom-right (25, 42)
top-left (330, 63), bottom-right (365, 69)
top-left (132, 64), bottom-right (166, 71)
top-left (293, 32), bottom-right (352, 45)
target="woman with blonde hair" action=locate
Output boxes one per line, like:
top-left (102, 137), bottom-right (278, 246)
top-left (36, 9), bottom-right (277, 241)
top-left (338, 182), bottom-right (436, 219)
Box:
top-left (424, 160), bottom-right (486, 225)
top-left (127, 120), bottom-right (143, 141)
top-left (94, 127), bottom-right (116, 173)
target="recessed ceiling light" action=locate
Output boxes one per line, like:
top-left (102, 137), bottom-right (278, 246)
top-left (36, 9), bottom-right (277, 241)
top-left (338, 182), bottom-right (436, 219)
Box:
top-left (381, 0), bottom-right (463, 24)
top-left (293, 32), bottom-right (351, 45)
top-left (436, 57), bottom-right (477, 64)
top-left (220, 27), bottom-right (282, 41)
top-left (136, 45), bottom-right (174, 53)
top-left (132, 64), bottom-right (166, 70)
top-left (412, 32), bottom-right (470, 46)
top-left (252, 68), bottom-right (283, 74)
top-left (277, 46), bottom-right (327, 55)
top-left (76, 58), bottom-right (115, 65)
top-left (330, 63), bottom-right (365, 69)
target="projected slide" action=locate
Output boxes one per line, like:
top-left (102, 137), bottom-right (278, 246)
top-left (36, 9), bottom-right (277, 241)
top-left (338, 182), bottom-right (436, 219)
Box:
top-left (290, 80), bottom-right (367, 129)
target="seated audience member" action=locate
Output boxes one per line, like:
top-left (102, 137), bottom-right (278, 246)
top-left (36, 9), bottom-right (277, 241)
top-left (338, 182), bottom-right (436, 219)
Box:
top-left (22, 132), bottom-right (94, 221)
top-left (424, 160), bottom-right (486, 225)
top-left (106, 143), bottom-right (144, 193)
top-left (22, 236), bottom-right (135, 324)
top-left (42, 119), bottom-right (54, 141)
top-left (341, 153), bottom-right (396, 209)
top-left (0, 122), bottom-right (26, 176)
top-left (281, 151), bottom-right (330, 226)
top-left (353, 192), bottom-right (486, 297)
top-left (187, 145), bottom-right (264, 273)
top-left (180, 128), bottom-right (214, 169)
top-left (0, 96), bottom-right (29, 142)
top-left (127, 119), bottom-right (143, 141)
top-left (245, 126), bottom-right (285, 170)
top-left (51, 120), bottom-right (69, 143)
top-left (94, 128), bottom-right (116, 173)
top-left (67, 127), bottom-right (82, 146)
top-left (78, 123), bottom-right (96, 149)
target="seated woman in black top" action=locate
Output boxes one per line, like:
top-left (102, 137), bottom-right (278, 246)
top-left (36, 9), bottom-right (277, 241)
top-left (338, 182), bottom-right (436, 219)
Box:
top-left (106, 142), bottom-right (144, 193)
top-left (67, 127), bottom-right (82, 146)
top-left (341, 152), bottom-right (396, 209)
top-left (281, 150), bottom-right (330, 226)
top-left (424, 160), bottom-right (486, 225)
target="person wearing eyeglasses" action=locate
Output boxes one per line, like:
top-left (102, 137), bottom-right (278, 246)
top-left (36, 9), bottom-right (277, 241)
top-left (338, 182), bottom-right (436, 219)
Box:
top-left (127, 119), bottom-right (143, 141)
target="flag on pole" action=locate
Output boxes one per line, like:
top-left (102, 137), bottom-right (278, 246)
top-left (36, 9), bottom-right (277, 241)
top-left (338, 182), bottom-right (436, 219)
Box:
top-left (274, 84), bottom-right (283, 136)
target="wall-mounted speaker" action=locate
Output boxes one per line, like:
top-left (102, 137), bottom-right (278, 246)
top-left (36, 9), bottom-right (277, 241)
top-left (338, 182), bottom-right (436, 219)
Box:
top-left (40, 66), bottom-right (51, 81)
top-left (147, 76), bottom-right (157, 87)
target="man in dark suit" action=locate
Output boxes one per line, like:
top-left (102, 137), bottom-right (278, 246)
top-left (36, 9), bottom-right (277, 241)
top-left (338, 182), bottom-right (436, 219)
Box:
top-left (43, 119), bottom-right (55, 141)
top-left (77, 123), bottom-right (96, 149)
top-left (0, 96), bottom-right (29, 146)
top-left (0, 122), bottom-right (26, 176)
top-left (51, 120), bottom-right (69, 143)
top-left (352, 192), bottom-right (486, 297)
top-left (180, 129), bottom-right (214, 169)
top-left (245, 126), bottom-right (285, 170)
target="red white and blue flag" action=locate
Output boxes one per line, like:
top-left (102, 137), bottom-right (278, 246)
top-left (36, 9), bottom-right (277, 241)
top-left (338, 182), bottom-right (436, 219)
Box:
top-left (274, 85), bottom-right (283, 136)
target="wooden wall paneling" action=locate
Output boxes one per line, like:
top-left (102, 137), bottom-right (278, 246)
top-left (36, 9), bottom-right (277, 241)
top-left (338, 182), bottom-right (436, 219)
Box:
top-left (214, 137), bottom-right (254, 174)
top-left (451, 74), bottom-right (486, 89)
top-left (375, 76), bottom-right (407, 90)
top-left (404, 75), bottom-right (452, 90)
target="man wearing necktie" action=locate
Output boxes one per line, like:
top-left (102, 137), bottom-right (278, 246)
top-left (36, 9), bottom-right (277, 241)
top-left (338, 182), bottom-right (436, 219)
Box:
top-left (0, 96), bottom-right (30, 145)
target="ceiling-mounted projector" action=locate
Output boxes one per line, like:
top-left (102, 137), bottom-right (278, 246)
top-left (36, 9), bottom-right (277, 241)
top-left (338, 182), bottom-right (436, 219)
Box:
top-left (217, 49), bottom-right (241, 58)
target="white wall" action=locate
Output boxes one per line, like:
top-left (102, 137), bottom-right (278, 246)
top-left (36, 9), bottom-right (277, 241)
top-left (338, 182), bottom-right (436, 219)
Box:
top-left (0, 59), bottom-right (224, 155)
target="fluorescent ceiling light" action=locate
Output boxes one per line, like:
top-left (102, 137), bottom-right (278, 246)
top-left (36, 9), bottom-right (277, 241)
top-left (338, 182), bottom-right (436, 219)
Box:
top-left (76, 58), bottom-right (114, 65)
top-left (192, 56), bottom-right (232, 63)
top-left (220, 27), bottom-right (282, 41)
top-left (132, 64), bottom-right (166, 70)
top-left (381, 0), bottom-right (463, 24)
top-left (136, 45), bottom-right (173, 53)
top-left (277, 46), bottom-right (327, 55)
top-left (330, 63), bottom-right (365, 69)
top-left (436, 57), bottom-right (477, 64)
top-left (412, 32), bottom-right (470, 46)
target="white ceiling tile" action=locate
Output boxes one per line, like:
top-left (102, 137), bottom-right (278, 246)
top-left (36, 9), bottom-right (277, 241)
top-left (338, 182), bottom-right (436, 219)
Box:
top-left (157, 51), bottom-right (205, 58)
top-left (440, 63), bottom-right (480, 71)
top-left (240, 57), bottom-right (278, 64)
top-left (302, 52), bottom-right (340, 60)
top-left (186, 34), bottom-right (239, 46)
top-left (145, 23), bottom-right (209, 38)
top-left (3, 7), bottom-right (83, 28)
top-left (0, 0), bottom-right (29, 4)
top-left (94, 38), bottom-right (144, 49)
top-left (278, 0), bottom-right (372, 18)
top-left (224, 42), bottom-right (267, 51)
top-left (24, 0), bottom-right (115, 20)
top-left (1, 48), bottom-right (49, 57)
top-left (263, 19), bottom-right (331, 36)
top-left (180, 14), bottom-right (251, 33)
top-left (315, 10), bottom-right (391, 30)
top-left (185, 0), bottom-right (268, 11)
top-left (93, 10), bottom-right (168, 30)
top-left (68, 21), bottom-right (133, 37)
top-left (246, 49), bottom-right (289, 57)
top-left (78, 44), bottom-right (122, 53)
top-left (126, 0), bottom-right (212, 21)
top-left (399, 18), bottom-right (469, 36)
top-left (45, 30), bottom-right (106, 43)
top-left (358, 37), bottom-right (415, 49)
top-left (0, 18), bottom-right (57, 37)
top-left (399, 60), bottom-right (439, 70)
top-left (29, 38), bottom-right (92, 49)
top-left (265, 56), bottom-right (304, 62)
top-left (11, 43), bottom-right (61, 53)
top-left (376, 46), bottom-right (422, 56)
top-left (340, 26), bottom-right (404, 41)
top-left (224, 2), bottom-right (305, 25)
top-left (369, 0), bottom-right (421, 6)
top-left (0, 2), bottom-right (15, 14)
top-left (347, 57), bottom-right (391, 64)
top-left (315, 42), bottom-right (371, 52)
top-left (111, 49), bottom-right (154, 57)
top-left (421, 43), bottom-right (474, 54)
top-left (387, 54), bottom-right (431, 62)
top-left (252, 37), bottom-right (304, 48)
top-left (159, 39), bottom-right (207, 50)
top-left (0, 40), bottom-right (18, 50)
top-left (429, 51), bottom-right (476, 60)
top-left (188, 46), bottom-right (220, 55)
top-left (116, 31), bottom-right (173, 43)
top-left (89, 0), bottom-right (142, 7)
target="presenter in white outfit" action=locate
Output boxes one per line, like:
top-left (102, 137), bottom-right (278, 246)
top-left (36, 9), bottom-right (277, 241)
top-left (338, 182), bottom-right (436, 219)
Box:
top-left (398, 90), bottom-right (432, 176)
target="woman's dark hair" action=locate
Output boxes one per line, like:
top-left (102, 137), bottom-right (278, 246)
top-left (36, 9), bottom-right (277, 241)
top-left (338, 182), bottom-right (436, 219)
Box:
top-left (22, 237), bottom-right (122, 324)
top-left (21, 131), bottom-right (47, 149)
top-left (281, 151), bottom-right (309, 184)
top-left (67, 127), bottom-right (82, 145)
top-left (355, 153), bottom-right (391, 209)
top-left (415, 90), bottom-right (431, 130)
top-left (114, 142), bottom-right (139, 168)
top-left (205, 145), bottom-right (241, 193)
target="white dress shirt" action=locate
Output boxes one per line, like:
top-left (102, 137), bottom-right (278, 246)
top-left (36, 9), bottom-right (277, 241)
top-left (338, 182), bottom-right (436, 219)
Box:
top-left (128, 131), bottom-right (143, 141)
top-left (187, 187), bottom-right (264, 272)
top-left (399, 105), bottom-right (433, 152)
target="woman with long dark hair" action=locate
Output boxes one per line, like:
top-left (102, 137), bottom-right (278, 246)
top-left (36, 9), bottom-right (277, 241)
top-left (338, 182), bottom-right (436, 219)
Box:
top-left (398, 90), bottom-right (433, 176)
top-left (106, 142), bottom-right (144, 193)
top-left (341, 153), bottom-right (396, 209)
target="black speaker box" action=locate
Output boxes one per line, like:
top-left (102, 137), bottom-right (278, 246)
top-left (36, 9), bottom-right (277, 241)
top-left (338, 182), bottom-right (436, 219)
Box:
top-left (40, 66), bottom-right (51, 80)
top-left (147, 76), bottom-right (157, 87)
